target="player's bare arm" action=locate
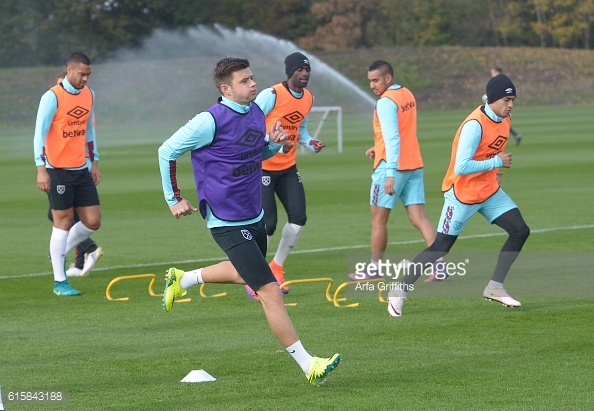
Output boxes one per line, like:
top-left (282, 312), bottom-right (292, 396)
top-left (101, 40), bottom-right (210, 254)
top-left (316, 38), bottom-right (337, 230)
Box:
top-left (170, 199), bottom-right (198, 219)
top-left (37, 166), bottom-right (50, 193)
top-left (498, 152), bottom-right (512, 168)
top-left (384, 176), bottom-right (396, 196)
top-left (90, 161), bottom-right (101, 185)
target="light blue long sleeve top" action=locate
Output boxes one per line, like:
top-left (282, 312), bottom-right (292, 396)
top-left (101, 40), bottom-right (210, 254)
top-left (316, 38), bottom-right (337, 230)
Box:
top-left (254, 85), bottom-right (317, 152)
top-left (376, 84), bottom-right (403, 178)
top-left (454, 104), bottom-right (507, 175)
top-left (33, 77), bottom-right (98, 169)
top-left (158, 96), bottom-right (284, 228)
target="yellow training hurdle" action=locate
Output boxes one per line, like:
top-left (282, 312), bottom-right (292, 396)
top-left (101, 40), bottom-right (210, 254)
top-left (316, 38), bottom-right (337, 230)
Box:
top-left (106, 274), bottom-right (389, 308)
top-left (279, 277), bottom-right (336, 306)
top-left (105, 273), bottom-right (191, 303)
top-left (332, 278), bottom-right (387, 308)
top-left (199, 283), bottom-right (228, 298)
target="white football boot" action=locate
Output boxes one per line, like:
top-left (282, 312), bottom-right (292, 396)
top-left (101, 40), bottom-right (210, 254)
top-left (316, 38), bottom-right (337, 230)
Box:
top-left (483, 285), bottom-right (521, 307)
top-left (387, 291), bottom-right (405, 317)
top-left (80, 247), bottom-right (104, 277)
top-left (66, 263), bottom-right (83, 277)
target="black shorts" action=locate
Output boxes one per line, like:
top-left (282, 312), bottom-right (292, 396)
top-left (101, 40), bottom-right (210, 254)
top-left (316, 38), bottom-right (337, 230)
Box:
top-left (262, 164), bottom-right (307, 235)
top-left (210, 220), bottom-right (276, 292)
top-left (47, 168), bottom-right (100, 211)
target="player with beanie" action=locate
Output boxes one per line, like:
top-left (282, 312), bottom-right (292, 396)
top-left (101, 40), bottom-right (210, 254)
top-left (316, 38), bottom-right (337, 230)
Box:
top-left (249, 52), bottom-right (326, 300)
top-left (387, 72), bottom-right (530, 317)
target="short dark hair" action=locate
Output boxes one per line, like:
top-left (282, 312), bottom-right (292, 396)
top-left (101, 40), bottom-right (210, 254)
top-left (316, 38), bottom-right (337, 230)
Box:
top-left (67, 51), bottom-right (91, 67)
top-left (369, 60), bottom-right (393, 77)
top-left (212, 57), bottom-right (250, 90)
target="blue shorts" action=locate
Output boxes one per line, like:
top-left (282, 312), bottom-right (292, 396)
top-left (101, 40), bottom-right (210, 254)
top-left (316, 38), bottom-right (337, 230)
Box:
top-left (370, 166), bottom-right (426, 209)
top-left (437, 188), bottom-right (517, 236)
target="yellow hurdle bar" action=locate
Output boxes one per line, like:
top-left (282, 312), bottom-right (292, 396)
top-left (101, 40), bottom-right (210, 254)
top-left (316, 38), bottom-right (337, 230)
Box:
top-left (333, 278), bottom-right (387, 308)
top-left (105, 273), bottom-right (191, 303)
top-left (199, 283), bottom-right (228, 298)
top-left (278, 277), bottom-right (335, 307)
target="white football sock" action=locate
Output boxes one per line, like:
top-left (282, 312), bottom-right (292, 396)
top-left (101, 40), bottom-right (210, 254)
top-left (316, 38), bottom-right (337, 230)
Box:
top-left (273, 223), bottom-right (303, 266)
top-left (180, 269), bottom-right (203, 289)
top-left (50, 227), bottom-right (69, 282)
top-left (65, 221), bottom-right (96, 255)
top-left (286, 340), bottom-right (313, 374)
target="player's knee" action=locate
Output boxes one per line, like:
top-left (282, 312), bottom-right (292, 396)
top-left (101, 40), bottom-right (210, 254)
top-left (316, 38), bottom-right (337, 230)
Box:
top-left (88, 221), bottom-right (101, 231)
top-left (257, 282), bottom-right (284, 306)
top-left (83, 216), bottom-right (101, 231)
top-left (265, 223), bottom-right (277, 236)
top-left (288, 214), bottom-right (307, 226)
top-left (511, 222), bottom-right (530, 244)
top-left (428, 233), bottom-right (456, 253)
top-left (408, 214), bottom-right (428, 229)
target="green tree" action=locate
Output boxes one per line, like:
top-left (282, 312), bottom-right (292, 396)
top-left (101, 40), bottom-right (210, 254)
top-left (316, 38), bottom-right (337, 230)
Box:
top-left (329, 0), bottom-right (494, 47)
top-left (0, 0), bottom-right (42, 66)
top-left (205, 0), bottom-right (314, 42)
top-left (531, 0), bottom-right (553, 47)
top-left (579, 0), bottom-right (594, 48)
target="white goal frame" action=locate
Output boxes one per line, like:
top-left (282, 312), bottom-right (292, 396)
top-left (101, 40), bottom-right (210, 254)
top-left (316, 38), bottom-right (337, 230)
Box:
top-left (306, 106), bottom-right (343, 153)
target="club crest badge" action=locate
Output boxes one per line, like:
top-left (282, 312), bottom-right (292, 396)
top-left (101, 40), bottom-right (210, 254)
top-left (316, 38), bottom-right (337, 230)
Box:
top-left (241, 229), bottom-right (253, 240)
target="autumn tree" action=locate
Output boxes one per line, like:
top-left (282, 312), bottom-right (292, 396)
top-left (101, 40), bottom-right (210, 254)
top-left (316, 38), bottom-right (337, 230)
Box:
top-left (548, 0), bottom-right (594, 48)
top-left (298, 0), bottom-right (378, 50)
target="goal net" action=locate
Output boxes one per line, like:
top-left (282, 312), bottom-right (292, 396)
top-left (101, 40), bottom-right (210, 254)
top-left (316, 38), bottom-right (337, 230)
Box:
top-left (299, 106), bottom-right (343, 154)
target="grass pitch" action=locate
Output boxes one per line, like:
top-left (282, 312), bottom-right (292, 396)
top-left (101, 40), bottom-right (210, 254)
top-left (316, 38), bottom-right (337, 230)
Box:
top-left (0, 104), bottom-right (593, 410)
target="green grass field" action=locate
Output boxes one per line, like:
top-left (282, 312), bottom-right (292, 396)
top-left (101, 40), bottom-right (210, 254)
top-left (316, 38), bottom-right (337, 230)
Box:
top-left (1, 104), bottom-right (593, 410)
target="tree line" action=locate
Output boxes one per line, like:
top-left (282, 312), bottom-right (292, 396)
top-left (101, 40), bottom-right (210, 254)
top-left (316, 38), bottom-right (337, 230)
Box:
top-left (1, 0), bottom-right (592, 68)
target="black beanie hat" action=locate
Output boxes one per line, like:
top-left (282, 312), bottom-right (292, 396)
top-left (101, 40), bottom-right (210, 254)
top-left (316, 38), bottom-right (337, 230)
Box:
top-left (285, 52), bottom-right (310, 78)
top-left (486, 73), bottom-right (516, 103)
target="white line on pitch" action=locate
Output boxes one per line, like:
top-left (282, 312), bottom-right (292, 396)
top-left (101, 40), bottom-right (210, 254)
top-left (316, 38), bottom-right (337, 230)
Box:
top-left (2, 224), bottom-right (593, 280)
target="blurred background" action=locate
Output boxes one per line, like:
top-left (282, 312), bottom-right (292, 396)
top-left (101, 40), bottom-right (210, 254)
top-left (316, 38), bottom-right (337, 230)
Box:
top-left (1, 0), bottom-right (593, 127)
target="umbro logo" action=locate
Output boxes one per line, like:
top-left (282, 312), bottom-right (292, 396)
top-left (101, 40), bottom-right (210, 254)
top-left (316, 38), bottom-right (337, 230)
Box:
top-left (235, 129), bottom-right (264, 148)
top-left (488, 136), bottom-right (508, 150)
top-left (283, 111), bottom-right (304, 124)
top-left (505, 88), bottom-right (514, 94)
top-left (67, 106), bottom-right (89, 119)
